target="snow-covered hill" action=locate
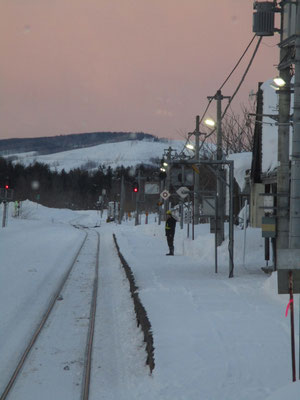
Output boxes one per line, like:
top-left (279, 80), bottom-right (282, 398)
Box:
top-left (6, 139), bottom-right (215, 172)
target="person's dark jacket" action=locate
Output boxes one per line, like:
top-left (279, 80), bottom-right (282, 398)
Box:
top-left (165, 216), bottom-right (176, 236)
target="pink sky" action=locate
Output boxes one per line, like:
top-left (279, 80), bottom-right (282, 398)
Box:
top-left (0, 0), bottom-right (279, 140)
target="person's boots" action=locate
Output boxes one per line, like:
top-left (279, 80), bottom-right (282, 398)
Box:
top-left (166, 247), bottom-right (174, 256)
top-left (166, 247), bottom-right (172, 256)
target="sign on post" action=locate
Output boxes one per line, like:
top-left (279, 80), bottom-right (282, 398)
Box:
top-left (176, 186), bottom-right (189, 199)
top-left (203, 197), bottom-right (216, 216)
top-left (160, 190), bottom-right (170, 201)
top-left (262, 216), bottom-right (276, 238)
top-left (145, 183), bottom-right (160, 195)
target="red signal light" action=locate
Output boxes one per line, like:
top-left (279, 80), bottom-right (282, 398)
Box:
top-left (5, 185), bottom-right (9, 190)
top-left (133, 187), bottom-right (138, 193)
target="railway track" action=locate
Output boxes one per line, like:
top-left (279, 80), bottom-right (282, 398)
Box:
top-left (0, 228), bottom-right (100, 400)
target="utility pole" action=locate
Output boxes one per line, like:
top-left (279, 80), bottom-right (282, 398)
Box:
top-left (188, 116), bottom-right (201, 224)
top-left (208, 89), bottom-right (230, 245)
top-left (163, 147), bottom-right (172, 217)
top-left (194, 116), bottom-right (200, 224)
top-left (289, 0), bottom-right (300, 249)
top-left (276, 51), bottom-right (292, 255)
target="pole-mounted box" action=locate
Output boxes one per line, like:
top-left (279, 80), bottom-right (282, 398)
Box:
top-left (253, 1), bottom-right (276, 36)
top-left (261, 216), bottom-right (276, 238)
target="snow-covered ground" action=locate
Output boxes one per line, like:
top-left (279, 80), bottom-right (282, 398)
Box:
top-left (0, 200), bottom-right (298, 399)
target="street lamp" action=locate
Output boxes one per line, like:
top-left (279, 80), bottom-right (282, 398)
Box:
top-left (185, 143), bottom-right (194, 150)
top-left (273, 77), bottom-right (286, 87)
top-left (204, 118), bottom-right (216, 127)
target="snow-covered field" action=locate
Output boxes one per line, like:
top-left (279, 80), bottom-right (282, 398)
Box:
top-left (3, 139), bottom-right (190, 172)
top-left (0, 200), bottom-right (299, 399)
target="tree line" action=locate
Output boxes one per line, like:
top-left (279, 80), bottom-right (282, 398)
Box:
top-left (0, 157), bottom-right (159, 210)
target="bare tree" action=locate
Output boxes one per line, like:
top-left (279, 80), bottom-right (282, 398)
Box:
top-left (221, 102), bottom-right (255, 154)
top-left (202, 99), bottom-right (256, 156)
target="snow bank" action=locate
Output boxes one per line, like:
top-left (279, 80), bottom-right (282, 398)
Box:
top-left (113, 233), bottom-right (155, 372)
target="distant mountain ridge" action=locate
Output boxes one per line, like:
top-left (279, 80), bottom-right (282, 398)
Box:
top-left (0, 131), bottom-right (158, 156)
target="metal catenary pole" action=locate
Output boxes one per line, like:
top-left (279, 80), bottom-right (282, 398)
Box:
top-left (158, 179), bottom-right (164, 225)
top-left (243, 199), bottom-right (248, 268)
top-left (187, 193), bottom-right (190, 239)
top-left (196, 159), bottom-right (235, 277)
top-left (229, 160), bottom-right (234, 278)
top-left (180, 164), bottom-right (185, 229)
top-left (215, 195), bottom-right (218, 273)
top-left (208, 90), bottom-right (230, 246)
top-left (193, 116), bottom-right (200, 225)
top-left (163, 147), bottom-right (172, 217)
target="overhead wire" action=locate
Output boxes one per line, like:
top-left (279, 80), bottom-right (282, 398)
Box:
top-left (174, 34), bottom-right (262, 159)
top-left (219, 34), bottom-right (257, 92)
top-left (200, 35), bottom-right (263, 145)
top-left (199, 34), bottom-right (257, 127)
top-left (222, 36), bottom-right (263, 119)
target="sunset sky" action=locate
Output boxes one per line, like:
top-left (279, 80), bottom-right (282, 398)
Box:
top-left (0, 0), bottom-right (279, 140)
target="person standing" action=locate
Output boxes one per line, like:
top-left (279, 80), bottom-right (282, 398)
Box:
top-left (165, 210), bottom-right (176, 255)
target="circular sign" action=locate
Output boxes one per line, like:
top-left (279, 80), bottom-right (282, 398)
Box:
top-left (160, 190), bottom-right (170, 200)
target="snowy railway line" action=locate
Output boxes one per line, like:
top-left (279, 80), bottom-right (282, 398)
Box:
top-left (2, 201), bottom-right (295, 399)
top-left (0, 228), bottom-right (100, 400)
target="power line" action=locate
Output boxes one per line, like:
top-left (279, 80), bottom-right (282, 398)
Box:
top-left (173, 34), bottom-right (263, 158)
top-left (201, 36), bottom-right (263, 144)
top-left (222, 36), bottom-right (263, 119)
top-left (219, 34), bottom-right (257, 92)
top-left (199, 34), bottom-right (257, 126)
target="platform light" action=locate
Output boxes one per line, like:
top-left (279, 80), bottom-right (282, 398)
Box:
top-left (204, 118), bottom-right (215, 127)
top-left (186, 143), bottom-right (194, 150)
top-left (273, 77), bottom-right (286, 88)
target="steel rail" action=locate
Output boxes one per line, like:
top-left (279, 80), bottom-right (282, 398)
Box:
top-left (0, 231), bottom-right (89, 400)
top-left (81, 230), bottom-right (100, 400)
